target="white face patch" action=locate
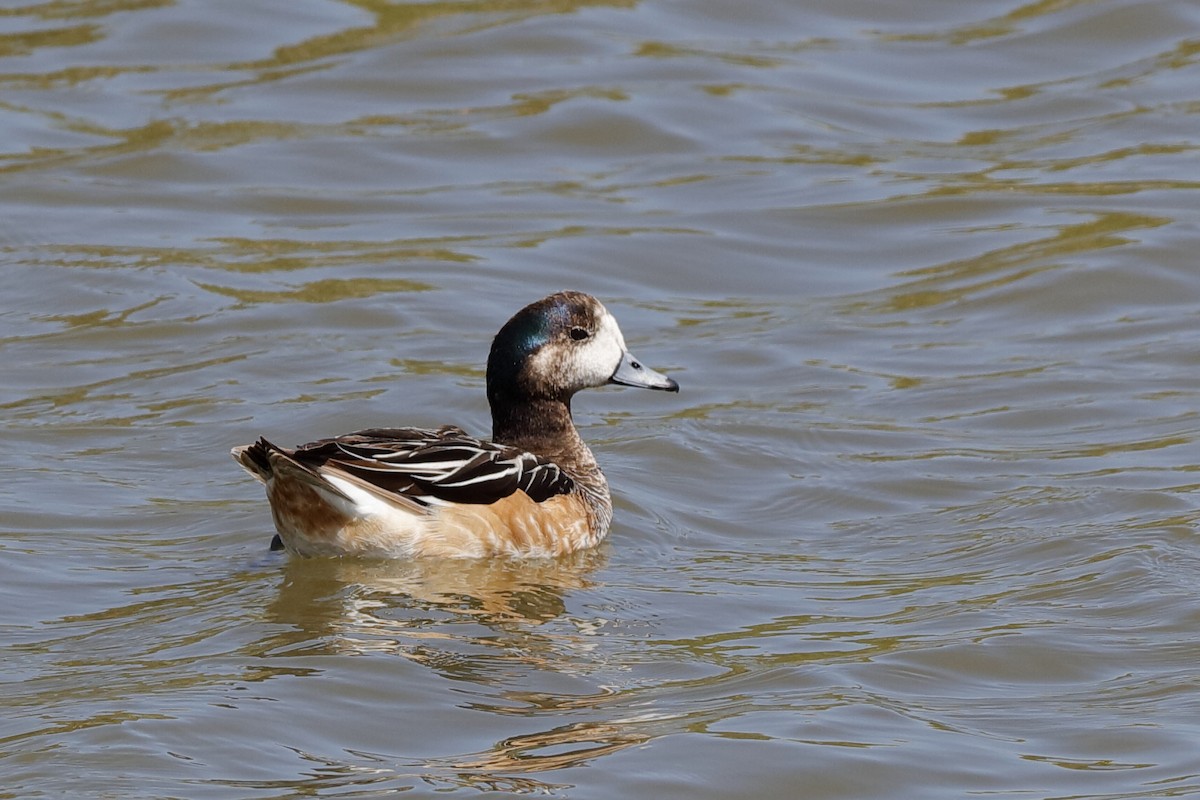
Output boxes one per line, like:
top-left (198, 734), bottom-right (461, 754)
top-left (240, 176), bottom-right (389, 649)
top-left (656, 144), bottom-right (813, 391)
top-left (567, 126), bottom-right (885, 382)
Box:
top-left (576, 310), bottom-right (627, 384)
top-left (526, 304), bottom-right (628, 394)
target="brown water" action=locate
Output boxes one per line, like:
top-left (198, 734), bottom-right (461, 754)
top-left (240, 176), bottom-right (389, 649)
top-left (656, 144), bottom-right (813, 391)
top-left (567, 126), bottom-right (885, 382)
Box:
top-left (4, 0), bottom-right (1200, 797)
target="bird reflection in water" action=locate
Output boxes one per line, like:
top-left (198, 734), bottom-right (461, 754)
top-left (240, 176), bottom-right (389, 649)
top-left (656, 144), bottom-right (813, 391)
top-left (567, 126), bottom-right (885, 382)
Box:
top-left (253, 548), bottom-right (668, 791)
top-left (261, 548), bottom-right (610, 654)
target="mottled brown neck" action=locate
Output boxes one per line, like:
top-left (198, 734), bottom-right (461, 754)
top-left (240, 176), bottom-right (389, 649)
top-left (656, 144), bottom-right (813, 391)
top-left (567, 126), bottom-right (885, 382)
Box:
top-left (491, 397), bottom-right (596, 473)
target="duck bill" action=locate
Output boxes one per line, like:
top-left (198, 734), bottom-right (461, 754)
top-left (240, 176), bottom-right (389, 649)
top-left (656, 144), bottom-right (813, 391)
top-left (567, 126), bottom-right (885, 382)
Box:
top-left (609, 350), bottom-right (679, 392)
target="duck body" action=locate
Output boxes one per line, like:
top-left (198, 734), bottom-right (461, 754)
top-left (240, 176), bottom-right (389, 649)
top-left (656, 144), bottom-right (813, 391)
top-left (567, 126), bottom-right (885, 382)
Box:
top-left (232, 291), bottom-right (678, 558)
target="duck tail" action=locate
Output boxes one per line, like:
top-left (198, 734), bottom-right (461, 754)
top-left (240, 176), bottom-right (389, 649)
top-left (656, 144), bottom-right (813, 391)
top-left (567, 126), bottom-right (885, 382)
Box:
top-left (230, 437), bottom-right (279, 483)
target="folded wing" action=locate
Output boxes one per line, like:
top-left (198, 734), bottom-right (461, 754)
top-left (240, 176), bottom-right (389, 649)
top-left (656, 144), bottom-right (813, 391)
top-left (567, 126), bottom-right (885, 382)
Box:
top-left (286, 425), bottom-right (575, 506)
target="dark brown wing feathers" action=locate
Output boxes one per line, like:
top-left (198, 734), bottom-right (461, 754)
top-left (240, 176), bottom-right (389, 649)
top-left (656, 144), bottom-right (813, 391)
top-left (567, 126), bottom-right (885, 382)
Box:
top-left (253, 426), bottom-right (574, 506)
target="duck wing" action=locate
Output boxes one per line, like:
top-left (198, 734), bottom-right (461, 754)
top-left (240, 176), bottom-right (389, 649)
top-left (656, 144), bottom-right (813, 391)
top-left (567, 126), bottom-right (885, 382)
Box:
top-left (286, 425), bottom-right (575, 506)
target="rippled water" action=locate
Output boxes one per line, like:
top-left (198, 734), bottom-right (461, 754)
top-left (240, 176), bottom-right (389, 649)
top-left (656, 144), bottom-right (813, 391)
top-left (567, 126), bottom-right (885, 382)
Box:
top-left (5, 0), bottom-right (1200, 797)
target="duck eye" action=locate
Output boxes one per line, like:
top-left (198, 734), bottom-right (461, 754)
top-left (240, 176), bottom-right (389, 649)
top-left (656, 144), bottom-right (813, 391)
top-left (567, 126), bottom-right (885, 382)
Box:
top-left (569, 327), bottom-right (590, 341)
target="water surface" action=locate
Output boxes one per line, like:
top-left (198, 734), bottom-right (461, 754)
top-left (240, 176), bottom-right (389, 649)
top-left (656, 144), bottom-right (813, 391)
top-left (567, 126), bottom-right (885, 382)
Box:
top-left (4, 0), bottom-right (1200, 797)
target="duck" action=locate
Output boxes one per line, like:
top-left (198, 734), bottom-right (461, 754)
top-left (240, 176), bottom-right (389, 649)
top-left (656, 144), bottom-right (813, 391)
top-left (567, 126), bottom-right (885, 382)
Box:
top-left (231, 291), bottom-right (679, 558)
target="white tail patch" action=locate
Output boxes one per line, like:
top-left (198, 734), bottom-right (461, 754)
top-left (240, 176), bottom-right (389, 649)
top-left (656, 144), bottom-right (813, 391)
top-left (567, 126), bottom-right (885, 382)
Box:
top-left (319, 470), bottom-right (426, 519)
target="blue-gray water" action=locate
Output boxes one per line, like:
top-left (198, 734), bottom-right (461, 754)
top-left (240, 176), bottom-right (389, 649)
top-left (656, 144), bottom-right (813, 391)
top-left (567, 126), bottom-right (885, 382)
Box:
top-left (4, 0), bottom-right (1200, 797)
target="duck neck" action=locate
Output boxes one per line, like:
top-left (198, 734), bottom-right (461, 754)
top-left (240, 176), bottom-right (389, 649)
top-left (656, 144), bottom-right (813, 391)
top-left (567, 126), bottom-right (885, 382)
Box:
top-left (491, 395), bottom-right (596, 474)
top-left (491, 392), bottom-right (612, 539)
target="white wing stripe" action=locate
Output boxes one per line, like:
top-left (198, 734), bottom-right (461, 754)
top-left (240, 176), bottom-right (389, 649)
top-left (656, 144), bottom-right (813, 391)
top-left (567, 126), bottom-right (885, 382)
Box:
top-left (341, 457), bottom-right (487, 474)
top-left (435, 466), bottom-right (520, 488)
top-left (314, 429), bottom-right (572, 503)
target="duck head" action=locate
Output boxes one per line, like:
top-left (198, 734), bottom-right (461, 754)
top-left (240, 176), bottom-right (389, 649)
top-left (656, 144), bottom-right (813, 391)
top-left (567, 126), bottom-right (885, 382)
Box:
top-left (486, 291), bottom-right (679, 407)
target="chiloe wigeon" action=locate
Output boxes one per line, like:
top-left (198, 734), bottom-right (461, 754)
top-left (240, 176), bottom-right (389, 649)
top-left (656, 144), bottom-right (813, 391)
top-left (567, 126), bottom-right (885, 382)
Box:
top-left (232, 291), bottom-right (678, 558)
